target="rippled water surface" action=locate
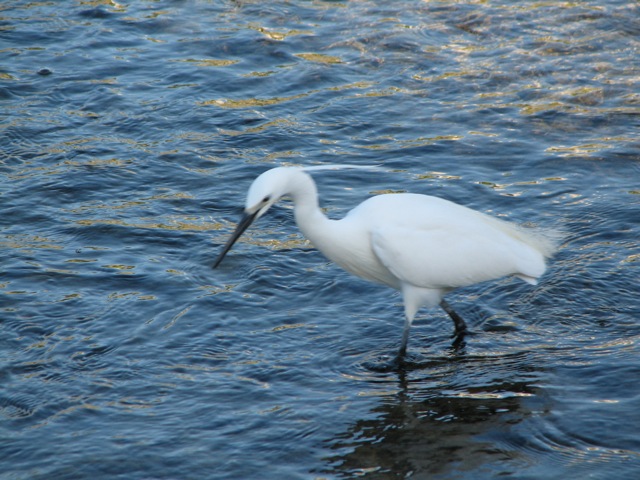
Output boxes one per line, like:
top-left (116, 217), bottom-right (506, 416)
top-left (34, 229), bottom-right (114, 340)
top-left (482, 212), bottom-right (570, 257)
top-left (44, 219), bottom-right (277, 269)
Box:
top-left (2, 1), bottom-right (639, 478)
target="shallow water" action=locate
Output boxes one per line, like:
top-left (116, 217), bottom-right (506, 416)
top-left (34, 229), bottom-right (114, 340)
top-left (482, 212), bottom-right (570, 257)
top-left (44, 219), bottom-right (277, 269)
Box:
top-left (1, 0), bottom-right (639, 479)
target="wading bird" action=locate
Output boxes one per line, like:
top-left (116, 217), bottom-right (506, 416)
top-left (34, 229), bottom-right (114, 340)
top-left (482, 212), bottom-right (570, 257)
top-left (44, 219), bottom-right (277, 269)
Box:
top-left (213, 167), bottom-right (557, 362)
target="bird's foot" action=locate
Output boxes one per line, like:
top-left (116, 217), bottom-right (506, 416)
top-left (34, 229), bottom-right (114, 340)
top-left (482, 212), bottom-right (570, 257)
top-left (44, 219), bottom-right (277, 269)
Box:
top-left (362, 348), bottom-right (415, 372)
top-left (363, 355), bottom-right (405, 372)
top-left (450, 327), bottom-right (473, 349)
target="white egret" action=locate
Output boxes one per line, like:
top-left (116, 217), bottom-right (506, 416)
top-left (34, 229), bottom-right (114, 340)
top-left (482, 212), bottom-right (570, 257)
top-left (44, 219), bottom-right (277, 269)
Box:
top-left (213, 167), bottom-right (558, 361)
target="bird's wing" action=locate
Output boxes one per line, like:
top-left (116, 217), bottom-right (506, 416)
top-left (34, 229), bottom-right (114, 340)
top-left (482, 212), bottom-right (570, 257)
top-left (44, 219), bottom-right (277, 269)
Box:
top-left (370, 224), bottom-right (543, 290)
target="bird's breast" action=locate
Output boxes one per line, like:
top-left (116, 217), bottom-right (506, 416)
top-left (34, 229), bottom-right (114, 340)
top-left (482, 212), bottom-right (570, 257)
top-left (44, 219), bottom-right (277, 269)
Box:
top-left (301, 218), bottom-right (401, 290)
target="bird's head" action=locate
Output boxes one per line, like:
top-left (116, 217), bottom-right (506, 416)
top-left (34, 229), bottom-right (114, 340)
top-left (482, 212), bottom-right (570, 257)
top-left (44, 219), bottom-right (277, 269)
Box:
top-left (213, 168), bottom-right (297, 268)
top-left (244, 167), bottom-right (292, 220)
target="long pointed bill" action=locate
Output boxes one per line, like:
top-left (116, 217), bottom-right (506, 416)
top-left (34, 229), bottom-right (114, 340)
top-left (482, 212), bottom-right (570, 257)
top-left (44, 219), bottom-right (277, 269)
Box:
top-left (213, 211), bottom-right (259, 268)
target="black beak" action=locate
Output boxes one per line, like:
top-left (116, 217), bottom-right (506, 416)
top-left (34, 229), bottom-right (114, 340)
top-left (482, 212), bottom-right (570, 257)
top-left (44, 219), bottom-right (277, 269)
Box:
top-left (213, 211), bottom-right (259, 268)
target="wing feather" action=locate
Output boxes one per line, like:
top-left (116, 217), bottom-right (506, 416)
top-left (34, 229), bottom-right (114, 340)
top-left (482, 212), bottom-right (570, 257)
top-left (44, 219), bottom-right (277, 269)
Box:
top-left (371, 223), bottom-right (545, 290)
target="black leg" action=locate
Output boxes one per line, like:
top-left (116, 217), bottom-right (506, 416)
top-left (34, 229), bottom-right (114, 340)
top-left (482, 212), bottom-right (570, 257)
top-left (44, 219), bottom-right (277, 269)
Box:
top-left (439, 299), bottom-right (467, 337)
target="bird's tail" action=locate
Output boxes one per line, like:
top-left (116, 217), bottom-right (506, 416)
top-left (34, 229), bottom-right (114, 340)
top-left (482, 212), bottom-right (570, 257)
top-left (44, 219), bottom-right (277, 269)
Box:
top-left (519, 225), bottom-right (564, 259)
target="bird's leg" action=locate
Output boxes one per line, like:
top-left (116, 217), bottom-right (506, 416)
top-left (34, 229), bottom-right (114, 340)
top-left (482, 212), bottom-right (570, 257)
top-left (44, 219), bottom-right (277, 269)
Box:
top-left (439, 299), bottom-right (467, 338)
top-left (395, 315), bottom-right (412, 363)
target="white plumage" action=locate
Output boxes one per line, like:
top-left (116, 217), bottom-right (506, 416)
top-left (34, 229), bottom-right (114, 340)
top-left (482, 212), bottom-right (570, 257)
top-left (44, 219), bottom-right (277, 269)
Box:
top-left (214, 167), bottom-right (558, 361)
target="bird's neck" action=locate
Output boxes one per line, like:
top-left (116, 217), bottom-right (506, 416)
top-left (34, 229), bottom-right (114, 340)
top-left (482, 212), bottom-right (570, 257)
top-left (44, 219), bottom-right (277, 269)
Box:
top-left (287, 170), bottom-right (332, 244)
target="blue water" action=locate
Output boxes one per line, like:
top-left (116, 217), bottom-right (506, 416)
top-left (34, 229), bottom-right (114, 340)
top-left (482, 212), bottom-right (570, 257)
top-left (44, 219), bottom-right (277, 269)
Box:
top-left (2, 1), bottom-right (639, 478)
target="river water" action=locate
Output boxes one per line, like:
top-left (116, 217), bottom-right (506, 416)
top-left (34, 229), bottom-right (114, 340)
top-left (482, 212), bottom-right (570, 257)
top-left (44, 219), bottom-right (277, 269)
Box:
top-left (1, 1), bottom-right (639, 479)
